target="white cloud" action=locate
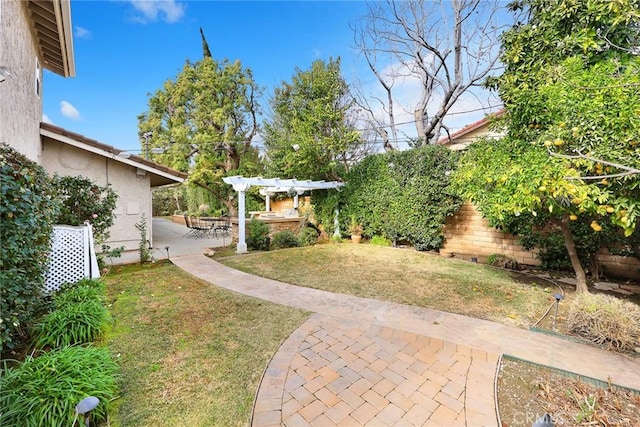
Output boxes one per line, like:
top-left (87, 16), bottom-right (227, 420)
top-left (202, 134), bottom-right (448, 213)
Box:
top-left (42, 113), bottom-right (54, 124)
top-left (128, 0), bottom-right (185, 23)
top-left (75, 26), bottom-right (91, 39)
top-left (60, 101), bottom-right (81, 120)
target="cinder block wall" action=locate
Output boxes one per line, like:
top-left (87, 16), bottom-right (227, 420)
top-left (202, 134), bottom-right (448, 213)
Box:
top-left (441, 202), bottom-right (540, 265)
top-left (442, 202), bottom-right (640, 279)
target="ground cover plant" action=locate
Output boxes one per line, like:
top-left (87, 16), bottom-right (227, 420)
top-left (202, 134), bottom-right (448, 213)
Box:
top-left (104, 261), bottom-right (309, 426)
top-left (222, 244), bottom-right (563, 327)
top-left (0, 345), bottom-right (118, 427)
top-left (32, 278), bottom-right (110, 350)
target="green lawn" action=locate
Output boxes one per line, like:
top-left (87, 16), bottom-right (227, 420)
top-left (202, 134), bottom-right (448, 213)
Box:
top-left (221, 244), bottom-right (570, 328)
top-left (104, 244), bottom-right (573, 425)
top-left (104, 261), bottom-right (309, 427)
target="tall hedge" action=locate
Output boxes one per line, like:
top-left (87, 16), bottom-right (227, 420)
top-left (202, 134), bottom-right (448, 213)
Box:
top-left (313, 145), bottom-right (461, 250)
top-left (0, 144), bottom-right (60, 353)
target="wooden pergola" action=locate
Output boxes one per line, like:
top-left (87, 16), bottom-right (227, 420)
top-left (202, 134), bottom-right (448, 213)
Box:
top-left (222, 176), bottom-right (344, 253)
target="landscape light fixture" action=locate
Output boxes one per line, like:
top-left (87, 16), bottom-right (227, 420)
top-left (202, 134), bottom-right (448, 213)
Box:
top-left (165, 246), bottom-right (170, 261)
top-left (0, 66), bottom-right (12, 83)
top-left (553, 293), bottom-right (564, 331)
top-left (73, 396), bottom-right (99, 427)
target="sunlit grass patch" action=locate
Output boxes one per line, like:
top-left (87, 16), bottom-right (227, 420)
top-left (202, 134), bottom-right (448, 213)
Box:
top-left (222, 244), bottom-right (565, 327)
top-left (104, 261), bottom-right (309, 427)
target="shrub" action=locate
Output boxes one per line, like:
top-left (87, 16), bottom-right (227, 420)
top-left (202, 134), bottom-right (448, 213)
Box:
top-left (247, 219), bottom-right (271, 251)
top-left (0, 345), bottom-right (118, 426)
top-left (50, 175), bottom-right (117, 245)
top-left (0, 144), bottom-right (60, 353)
top-left (135, 213), bottom-right (152, 263)
top-left (32, 299), bottom-right (110, 349)
top-left (369, 235), bottom-right (392, 246)
top-left (298, 227), bottom-right (319, 247)
top-left (567, 293), bottom-right (640, 352)
top-left (313, 145), bottom-right (461, 250)
top-left (271, 230), bottom-right (300, 250)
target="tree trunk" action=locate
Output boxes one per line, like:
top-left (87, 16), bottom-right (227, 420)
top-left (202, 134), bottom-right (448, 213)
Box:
top-left (559, 217), bottom-right (589, 293)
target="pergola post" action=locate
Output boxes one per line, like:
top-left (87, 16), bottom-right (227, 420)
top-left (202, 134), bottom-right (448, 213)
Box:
top-left (232, 182), bottom-right (251, 254)
top-left (265, 194), bottom-right (271, 212)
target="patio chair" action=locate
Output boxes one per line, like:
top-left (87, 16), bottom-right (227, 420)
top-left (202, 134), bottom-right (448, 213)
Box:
top-left (214, 215), bottom-right (231, 237)
top-left (183, 215), bottom-right (197, 238)
top-left (188, 216), bottom-right (211, 239)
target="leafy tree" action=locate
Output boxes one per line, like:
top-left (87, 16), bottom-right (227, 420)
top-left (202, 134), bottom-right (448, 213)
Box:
top-left (138, 52), bottom-right (262, 215)
top-left (263, 58), bottom-right (367, 181)
top-left (455, 0), bottom-right (640, 292)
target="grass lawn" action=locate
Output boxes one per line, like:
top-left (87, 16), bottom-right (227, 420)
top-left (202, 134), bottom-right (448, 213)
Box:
top-left (221, 243), bottom-right (572, 328)
top-left (104, 261), bottom-right (309, 427)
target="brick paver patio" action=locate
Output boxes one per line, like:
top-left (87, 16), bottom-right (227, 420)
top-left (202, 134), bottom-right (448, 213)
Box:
top-left (170, 254), bottom-right (640, 427)
top-left (252, 315), bottom-right (499, 426)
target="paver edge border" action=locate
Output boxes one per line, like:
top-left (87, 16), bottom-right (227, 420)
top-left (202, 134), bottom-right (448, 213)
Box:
top-left (249, 314), bottom-right (316, 426)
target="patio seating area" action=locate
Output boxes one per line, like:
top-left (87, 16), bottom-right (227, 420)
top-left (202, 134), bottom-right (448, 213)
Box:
top-left (183, 215), bottom-right (231, 240)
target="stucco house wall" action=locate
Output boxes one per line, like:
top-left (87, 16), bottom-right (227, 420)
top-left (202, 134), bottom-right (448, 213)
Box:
top-left (41, 138), bottom-right (153, 251)
top-left (0, 0), bottom-right (43, 161)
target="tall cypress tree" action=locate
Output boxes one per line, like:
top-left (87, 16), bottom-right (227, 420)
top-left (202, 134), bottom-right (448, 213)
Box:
top-left (200, 27), bottom-right (212, 58)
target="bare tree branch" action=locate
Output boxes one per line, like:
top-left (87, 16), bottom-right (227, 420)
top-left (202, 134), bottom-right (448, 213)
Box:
top-left (353, 0), bottom-right (516, 145)
top-left (549, 149), bottom-right (640, 179)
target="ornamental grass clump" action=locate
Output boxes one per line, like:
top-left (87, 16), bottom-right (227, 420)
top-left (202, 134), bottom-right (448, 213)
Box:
top-left (567, 293), bottom-right (640, 352)
top-left (53, 278), bottom-right (106, 307)
top-left (0, 345), bottom-right (118, 427)
top-left (32, 299), bottom-right (110, 350)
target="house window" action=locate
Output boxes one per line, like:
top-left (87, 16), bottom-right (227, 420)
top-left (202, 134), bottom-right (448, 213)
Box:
top-left (35, 58), bottom-right (41, 97)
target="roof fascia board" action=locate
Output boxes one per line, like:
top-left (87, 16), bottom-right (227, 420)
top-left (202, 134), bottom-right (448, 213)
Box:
top-left (55, 0), bottom-right (76, 77)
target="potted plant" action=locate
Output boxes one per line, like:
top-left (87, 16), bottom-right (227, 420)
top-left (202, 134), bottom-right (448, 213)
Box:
top-left (349, 217), bottom-right (363, 244)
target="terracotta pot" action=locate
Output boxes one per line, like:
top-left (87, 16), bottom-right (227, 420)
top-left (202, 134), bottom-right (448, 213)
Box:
top-left (351, 235), bottom-right (362, 244)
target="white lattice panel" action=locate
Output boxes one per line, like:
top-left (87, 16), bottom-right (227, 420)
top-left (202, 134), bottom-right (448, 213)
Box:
top-left (44, 225), bottom-right (91, 294)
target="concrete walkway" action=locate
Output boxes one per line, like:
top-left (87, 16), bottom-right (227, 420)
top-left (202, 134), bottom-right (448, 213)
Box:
top-left (116, 217), bottom-right (230, 264)
top-left (171, 254), bottom-right (640, 426)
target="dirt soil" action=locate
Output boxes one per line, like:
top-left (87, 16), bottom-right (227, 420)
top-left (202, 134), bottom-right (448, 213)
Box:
top-left (497, 358), bottom-right (640, 426)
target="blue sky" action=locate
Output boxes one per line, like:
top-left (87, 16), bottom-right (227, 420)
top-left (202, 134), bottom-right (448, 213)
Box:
top-left (43, 0), bottom-right (502, 153)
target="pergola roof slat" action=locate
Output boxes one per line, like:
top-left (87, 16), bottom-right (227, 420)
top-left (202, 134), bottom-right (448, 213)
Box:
top-left (222, 175), bottom-right (344, 190)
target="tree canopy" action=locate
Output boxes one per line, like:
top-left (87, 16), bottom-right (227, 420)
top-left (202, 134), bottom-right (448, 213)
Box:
top-left (262, 58), bottom-right (368, 182)
top-left (138, 55), bottom-right (262, 213)
top-left (454, 0), bottom-right (640, 292)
